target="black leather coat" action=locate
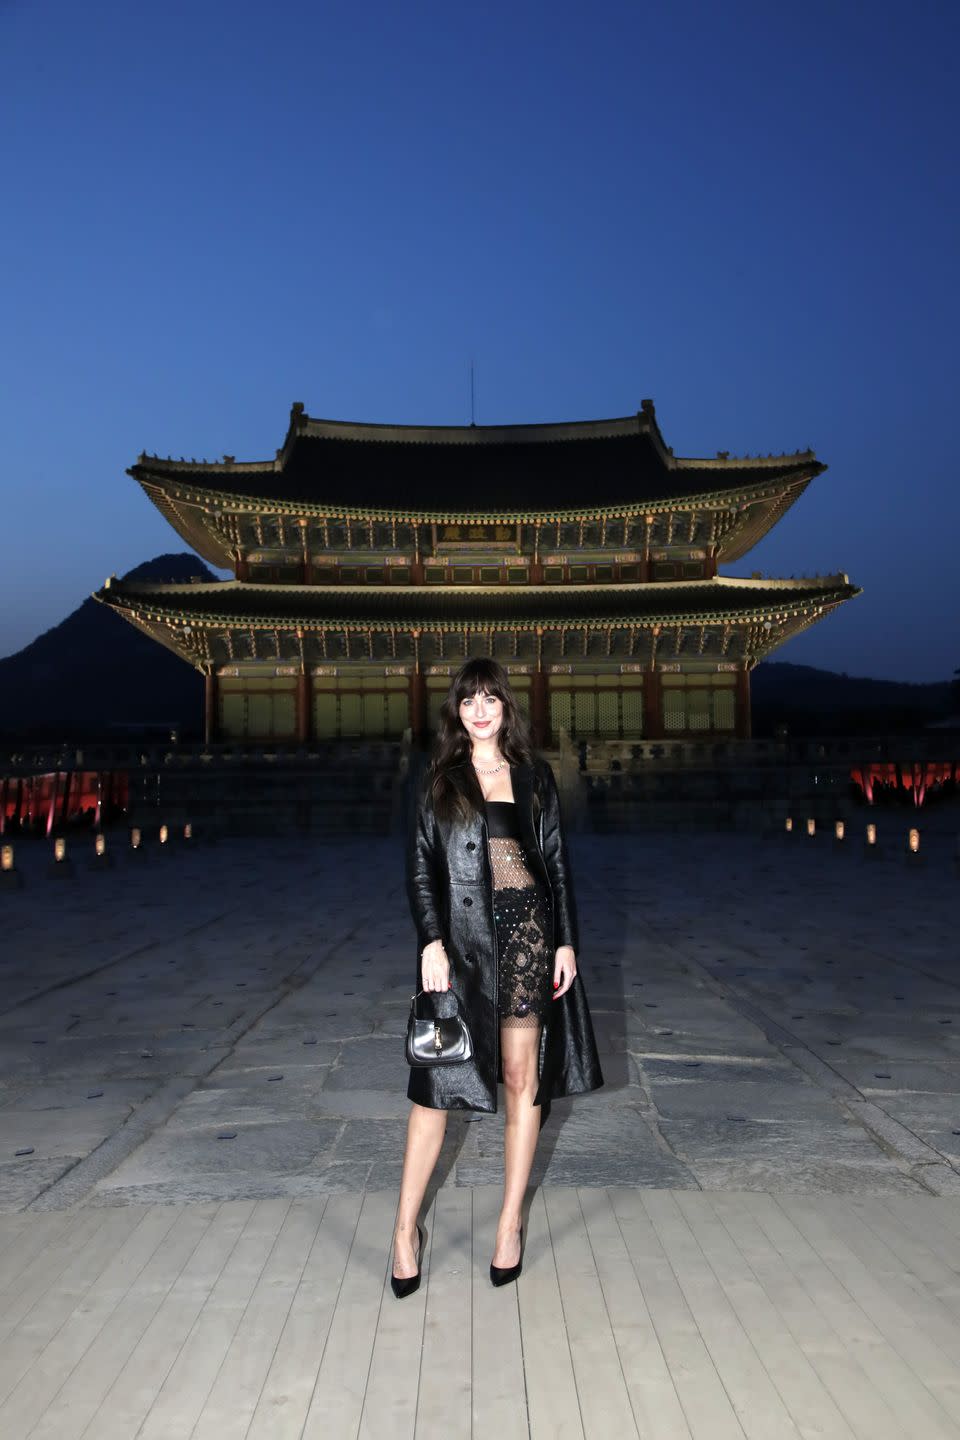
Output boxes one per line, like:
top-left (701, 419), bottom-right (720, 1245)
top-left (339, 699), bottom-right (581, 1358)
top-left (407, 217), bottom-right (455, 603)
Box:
top-left (405, 754), bottom-right (603, 1120)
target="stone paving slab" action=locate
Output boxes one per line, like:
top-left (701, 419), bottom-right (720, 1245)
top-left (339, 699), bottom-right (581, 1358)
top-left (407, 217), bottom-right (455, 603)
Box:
top-left (1, 828), bottom-right (959, 1210)
top-left (0, 1105), bottom-right (133, 1159)
top-left (0, 1155), bottom-right (78, 1210)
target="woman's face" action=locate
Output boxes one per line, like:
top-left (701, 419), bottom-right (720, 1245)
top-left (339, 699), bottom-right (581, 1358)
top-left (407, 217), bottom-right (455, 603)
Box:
top-left (459, 687), bottom-right (504, 744)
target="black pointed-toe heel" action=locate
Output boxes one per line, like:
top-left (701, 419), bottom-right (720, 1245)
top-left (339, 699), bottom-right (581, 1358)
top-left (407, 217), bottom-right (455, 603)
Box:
top-left (391, 1222), bottom-right (425, 1299)
top-left (490, 1223), bottom-right (524, 1287)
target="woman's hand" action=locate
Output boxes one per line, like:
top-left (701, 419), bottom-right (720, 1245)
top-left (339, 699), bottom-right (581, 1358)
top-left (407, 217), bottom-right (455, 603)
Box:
top-left (552, 945), bottom-right (577, 999)
top-left (421, 938), bottom-right (451, 992)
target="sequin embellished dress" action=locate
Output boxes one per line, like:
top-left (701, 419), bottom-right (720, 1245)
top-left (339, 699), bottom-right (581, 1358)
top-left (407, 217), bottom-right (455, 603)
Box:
top-left (485, 799), bottom-right (554, 1028)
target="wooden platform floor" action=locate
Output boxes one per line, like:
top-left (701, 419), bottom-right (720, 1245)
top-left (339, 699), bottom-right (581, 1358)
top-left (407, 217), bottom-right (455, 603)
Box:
top-left (3, 1185), bottom-right (960, 1439)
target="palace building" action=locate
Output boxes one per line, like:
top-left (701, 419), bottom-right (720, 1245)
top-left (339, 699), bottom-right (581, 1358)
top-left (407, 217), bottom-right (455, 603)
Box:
top-left (94, 400), bottom-right (860, 746)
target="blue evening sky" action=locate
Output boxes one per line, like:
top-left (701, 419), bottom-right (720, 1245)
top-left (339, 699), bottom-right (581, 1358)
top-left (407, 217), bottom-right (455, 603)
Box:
top-left (1, 0), bottom-right (957, 681)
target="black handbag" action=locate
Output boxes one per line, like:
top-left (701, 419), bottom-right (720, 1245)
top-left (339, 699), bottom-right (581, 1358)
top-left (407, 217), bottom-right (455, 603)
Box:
top-left (405, 987), bottom-right (474, 1066)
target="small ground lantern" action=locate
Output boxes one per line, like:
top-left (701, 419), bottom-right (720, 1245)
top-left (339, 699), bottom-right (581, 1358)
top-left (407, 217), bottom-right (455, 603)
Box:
top-left (906, 827), bottom-right (923, 864)
top-left (91, 832), bottom-right (113, 869)
top-left (864, 821), bottom-right (881, 859)
top-left (184, 822), bottom-right (193, 841)
top-left (130, 826), bottom-right (143, 853)
top-left (159, 824), bottom-right (169, 845)
top-left (784, 816), bottom-right (793, 834)
top-left (91, 829), bottom-right (114, 869)
top-left (0, 843), bottom-right (21, 889)
top-left (806, 818), bottom-right (816, 837)
top-left (833, 820), bottom-right (845, 849)
top-left (49, 835), bottom-right (74, 878)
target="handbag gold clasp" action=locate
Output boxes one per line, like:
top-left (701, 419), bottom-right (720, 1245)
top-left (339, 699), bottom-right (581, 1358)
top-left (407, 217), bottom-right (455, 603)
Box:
top-left (434, 1023), bottom-right (443, 1053)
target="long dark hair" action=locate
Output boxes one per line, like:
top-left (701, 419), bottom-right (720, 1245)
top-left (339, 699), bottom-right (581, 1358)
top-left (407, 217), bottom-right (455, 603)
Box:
top-left (427, 657), bottom-right (537, 823)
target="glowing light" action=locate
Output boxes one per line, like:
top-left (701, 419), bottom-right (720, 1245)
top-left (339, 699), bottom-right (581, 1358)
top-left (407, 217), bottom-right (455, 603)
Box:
top-left (54, 837), bottom-right (66, 863)
top-left (159, 824), bottom-right (169, 845)
top-left (1, 844), bottom-right (13, 872)
top-left (908, 828), bottom-right (920, 853)
top-left (851, 759), bottom-right (958, 809)
top-left (95, 834), bottom-right (106, 857)
top-left (184, 822), bottom-right (192, 840)
top-left (866, 823), bottom-right (877, 845)
top-left (131, 827), bottom-right (142, 849)
top-left (806, 818), bottom-right (816, 837)
top-left (834, 820), bottom-right (845, 841)
top-left (784, 817), bottom-right (793, 833)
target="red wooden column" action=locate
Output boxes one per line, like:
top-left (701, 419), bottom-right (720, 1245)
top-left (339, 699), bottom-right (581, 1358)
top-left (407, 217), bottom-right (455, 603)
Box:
top-left (642, 516), bottom-right (654, 582)
top-left (529, 521), bottom-right (544, 584)
top-left (409, 669), bottom-right (427, 743)
top-left (296, 670), bottom-right (312, 742)
top-left (298, 519), bottom-right (310, 584)
top-left (204, 671), bottom-right (219, 744)
top-left (530, 655), bottom-right (548, 747)
top-left (46, 772), bottom-right (60, 836)
top-left (643, 669), bottom-right (664, 738)
top-left (59, 770), bottom-right (73, 827)
top-left (410, 524), bottom-right (425, 584)
top-left (735, 665), bottom-right (752, 739)
top-left (409, 631), bottom-right (427, 743)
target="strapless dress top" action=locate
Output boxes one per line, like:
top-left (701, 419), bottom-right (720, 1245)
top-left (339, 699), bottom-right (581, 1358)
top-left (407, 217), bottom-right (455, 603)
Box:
top-left (484, 798), bottom-right (522, 840)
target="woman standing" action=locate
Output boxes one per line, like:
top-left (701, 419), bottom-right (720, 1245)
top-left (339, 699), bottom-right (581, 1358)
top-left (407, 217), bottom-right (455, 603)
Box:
top-left (391, 657), bottom-right (603, 1297)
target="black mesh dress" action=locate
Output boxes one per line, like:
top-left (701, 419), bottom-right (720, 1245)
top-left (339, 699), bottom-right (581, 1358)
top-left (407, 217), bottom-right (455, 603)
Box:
top-left (485, 799), bottom-right (554, 1028)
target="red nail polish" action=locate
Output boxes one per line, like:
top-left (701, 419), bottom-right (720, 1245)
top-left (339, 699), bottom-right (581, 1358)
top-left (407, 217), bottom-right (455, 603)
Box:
top-left (553, 981), bottom-right (560, 988)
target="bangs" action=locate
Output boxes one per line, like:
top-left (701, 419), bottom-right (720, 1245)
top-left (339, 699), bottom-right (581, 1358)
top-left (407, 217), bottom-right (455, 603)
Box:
top-left (454, 660), bottom-right (506, 705)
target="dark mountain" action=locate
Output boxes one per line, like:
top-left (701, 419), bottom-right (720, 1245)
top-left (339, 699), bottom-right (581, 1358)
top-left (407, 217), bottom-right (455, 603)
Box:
top-left (751, 661), bottom-right (955, 736)
top-left (0, 554), bottom-right (213, 741)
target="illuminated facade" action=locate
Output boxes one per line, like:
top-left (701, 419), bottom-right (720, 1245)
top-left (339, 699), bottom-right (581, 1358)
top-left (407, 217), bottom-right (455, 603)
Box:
top-left (95, 400), bottom-right (859, 744)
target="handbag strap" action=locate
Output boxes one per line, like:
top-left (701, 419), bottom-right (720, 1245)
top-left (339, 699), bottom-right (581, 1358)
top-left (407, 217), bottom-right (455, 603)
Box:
top-left (411, 987), bottom-right (462, 1018)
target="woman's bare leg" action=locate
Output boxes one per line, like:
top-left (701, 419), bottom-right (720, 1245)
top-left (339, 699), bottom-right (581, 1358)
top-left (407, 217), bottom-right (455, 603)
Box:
top-left (493, 1023), bottom-right (541, 1267)
top-left (393, 1101), bottom-right (448, 1278)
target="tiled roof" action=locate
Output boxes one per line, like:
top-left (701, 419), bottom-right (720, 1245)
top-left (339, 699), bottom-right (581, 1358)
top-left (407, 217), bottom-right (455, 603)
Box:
top-left (130, 405), bottom-right (823, 513)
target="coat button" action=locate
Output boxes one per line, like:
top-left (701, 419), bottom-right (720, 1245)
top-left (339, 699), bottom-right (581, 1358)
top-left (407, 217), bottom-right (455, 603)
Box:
top-left (466, 841), bottom-right (476, 850)
top-left (463, 896), bottom-right (473, 906)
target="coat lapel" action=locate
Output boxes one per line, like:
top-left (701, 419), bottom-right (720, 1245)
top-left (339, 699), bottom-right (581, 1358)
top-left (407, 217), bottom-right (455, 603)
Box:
top-left (509, 760), bottom-right (539, 852)
top-left (510, 760), bottom-right (552, 894)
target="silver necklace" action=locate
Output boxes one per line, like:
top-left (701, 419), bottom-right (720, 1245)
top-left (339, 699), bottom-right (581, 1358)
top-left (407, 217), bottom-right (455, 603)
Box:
top-left (472, 756), bottom-right (507, 775)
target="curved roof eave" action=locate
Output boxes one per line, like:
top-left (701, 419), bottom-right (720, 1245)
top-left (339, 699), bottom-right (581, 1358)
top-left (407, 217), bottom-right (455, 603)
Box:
top-left (132, 467), bottom-right (818, 525)
top-left (93, 575), bottom-right (862, 632)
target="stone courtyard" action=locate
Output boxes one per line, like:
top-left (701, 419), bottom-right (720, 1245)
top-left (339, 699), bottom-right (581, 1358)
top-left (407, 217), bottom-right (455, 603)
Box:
top-left (1, 817), bottom-right (959, 1436)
